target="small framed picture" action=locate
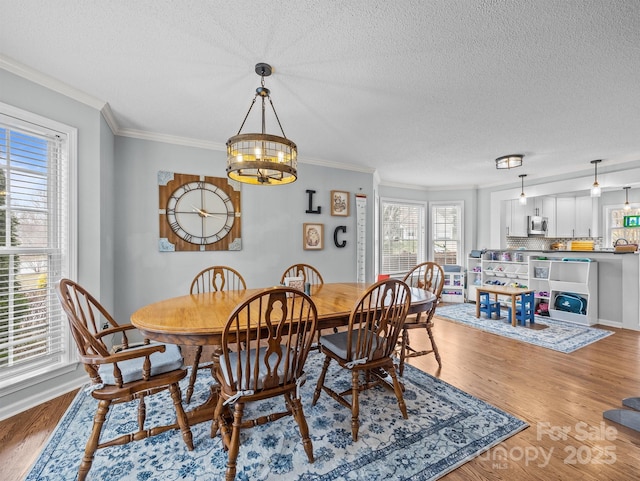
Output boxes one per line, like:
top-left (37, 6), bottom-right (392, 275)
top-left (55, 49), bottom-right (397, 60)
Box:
top-left (330, 190), bottom-right (350, 216)
top-left (303, 223), bottom-right (324, 250)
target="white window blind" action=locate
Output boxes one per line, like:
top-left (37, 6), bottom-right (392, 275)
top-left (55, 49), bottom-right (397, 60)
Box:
top-left (0, 110), bottom-right (73, 386)
top-left (380, 200), bottom-right (425, 274)
top-left (431, 203), bottom-right (462, 265)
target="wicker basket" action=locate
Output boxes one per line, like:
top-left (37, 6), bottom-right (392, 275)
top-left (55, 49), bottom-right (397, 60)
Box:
top-left (614, 239), bottom-right (638, 253)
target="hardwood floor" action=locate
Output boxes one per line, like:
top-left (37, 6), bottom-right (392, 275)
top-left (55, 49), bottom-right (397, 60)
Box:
top-left (2, 313), bottom-right (640, 480)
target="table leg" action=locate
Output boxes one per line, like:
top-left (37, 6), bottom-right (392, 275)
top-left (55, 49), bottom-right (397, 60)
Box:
top-left (185, 384), bottom-right (220, 425)
top-left (511, 294), bottom-right (517, 326)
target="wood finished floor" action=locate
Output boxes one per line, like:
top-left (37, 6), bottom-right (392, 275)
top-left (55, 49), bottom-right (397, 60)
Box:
top-left (2, 311), bottom-right (640, 481)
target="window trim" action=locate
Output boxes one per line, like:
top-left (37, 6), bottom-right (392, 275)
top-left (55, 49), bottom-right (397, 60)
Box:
top-left (429, 200), bottom-right (464, 265)
top-left (0, 101), bottom-right (78, 395)
top-left (378, 197), bottom-right (427, 276)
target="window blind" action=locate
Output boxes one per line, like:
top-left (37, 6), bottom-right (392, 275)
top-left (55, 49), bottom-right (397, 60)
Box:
top-left (431, 204), bottom-right (461, 265)
top-left (0, 117), bottom-right (69, 383)
top-left (380, 200), bottom-right (424, 274)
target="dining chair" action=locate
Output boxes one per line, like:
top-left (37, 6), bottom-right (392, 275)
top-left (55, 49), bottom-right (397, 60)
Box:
top-left (312, 278), bottom-right (411, 441)
top-left (211, 287), bottom-right (318, 481)
top-left (398, 261), bottom-right (445, 375)
top-left (280, 263), bottom-right (324, 286)
top-left (55, 279), bottom-right (194, 481)
top-left (186, 265), bottom-right (247, 403)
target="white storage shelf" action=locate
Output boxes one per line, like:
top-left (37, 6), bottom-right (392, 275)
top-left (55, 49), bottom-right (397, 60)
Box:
top-left (547, 260), bottom-right (598, 326)
top-left (442, 271), bottom-right (465, 303)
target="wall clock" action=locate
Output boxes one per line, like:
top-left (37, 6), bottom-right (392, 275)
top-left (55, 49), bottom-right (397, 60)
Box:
top-left (158, 171), bottom-right (241, 251)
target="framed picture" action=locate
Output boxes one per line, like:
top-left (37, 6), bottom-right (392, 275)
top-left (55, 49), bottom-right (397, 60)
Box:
top-left (303, 223), bottom-right (324, 250)
top-left (330, 190), bottom-right (350, 216)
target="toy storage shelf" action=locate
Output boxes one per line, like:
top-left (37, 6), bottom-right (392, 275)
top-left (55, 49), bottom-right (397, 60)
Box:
top-left (466, 256), bottom-right (482, 302)
top-left (442, 271), bottom-right (465, 303)
top-left (547, 260), bottom-right (598, 326)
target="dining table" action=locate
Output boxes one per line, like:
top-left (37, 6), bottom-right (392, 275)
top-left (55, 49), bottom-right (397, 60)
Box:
top-left (130, 282), bottom-right (435, 424)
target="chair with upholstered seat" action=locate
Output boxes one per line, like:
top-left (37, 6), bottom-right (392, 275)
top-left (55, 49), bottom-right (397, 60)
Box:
top-left (280, 263), bottom-right (324, 287)
top-left (211, 287), bottom-right (318, 481)
top-left (55, 278), bottom-right (193, 481)
top-left (312, 278), bottom-right (411, 441)
top-left (186, 265), bottom-right (246, 403)
top-left (398, 262), bottom-right (445, 375)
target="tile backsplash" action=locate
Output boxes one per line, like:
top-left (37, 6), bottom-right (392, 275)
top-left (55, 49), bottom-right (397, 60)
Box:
top-left (506, 236), bottom-right (603, 250)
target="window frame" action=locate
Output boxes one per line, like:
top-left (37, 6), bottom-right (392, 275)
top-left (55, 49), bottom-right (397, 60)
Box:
top-left (429, 201), bottom-right (464, 266)
top-left (378, 197), bottom-right (427, 276)
top-left (0, 101), bottom-right (78, 395)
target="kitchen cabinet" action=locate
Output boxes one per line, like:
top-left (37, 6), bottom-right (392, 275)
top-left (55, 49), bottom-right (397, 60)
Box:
top-left (505, 199), bottom-right (530, 237)
top-left (555, 197), bottom-right (576, 237)
top-left (556, 196), bottom-right (596, 238)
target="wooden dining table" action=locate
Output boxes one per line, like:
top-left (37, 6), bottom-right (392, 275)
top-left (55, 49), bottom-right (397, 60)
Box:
top-left (130, 282), bottom-right (435, 424)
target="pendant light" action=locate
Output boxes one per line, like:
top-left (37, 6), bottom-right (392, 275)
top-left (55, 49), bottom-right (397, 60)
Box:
top-left (624, 186), bottom-right (631, 211)
top-left (226, 63), bottom-right (297, 185)
top-left (590, 159), bottom-right (602, 197)
top-left (518, 174), bottom-right (527, 205)
top-left (496, 154), bottom-right (524, 170)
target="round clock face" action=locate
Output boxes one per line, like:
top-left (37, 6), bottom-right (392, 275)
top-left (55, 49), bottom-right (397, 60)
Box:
top-left (165, 181), bottom-right (235, 245)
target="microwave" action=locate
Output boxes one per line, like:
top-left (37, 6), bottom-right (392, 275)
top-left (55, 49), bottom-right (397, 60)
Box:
top-left (528, 215), bottom-right (548, 236)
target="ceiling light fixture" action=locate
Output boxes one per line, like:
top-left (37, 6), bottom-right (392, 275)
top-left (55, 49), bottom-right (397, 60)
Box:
top-left (590, 159), bottom-right (602, 197)
top-left (495, 154), bottom-right (524, 170)
top-left (226, 63), bottom-right (297, 185)
top-left (624, 186), bottom-right (631, 211)
top-left (519, 174), bottom-right (527, 205)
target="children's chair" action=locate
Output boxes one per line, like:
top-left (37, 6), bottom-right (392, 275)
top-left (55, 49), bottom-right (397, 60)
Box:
top-left (479, 292), bottom-right (501, 319)
top-left (508, 292), bottom-right (536, 325)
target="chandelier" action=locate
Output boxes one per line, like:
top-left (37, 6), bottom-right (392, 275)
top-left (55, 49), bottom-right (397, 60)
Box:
top-left (226, 63), bottom-right (297, 185)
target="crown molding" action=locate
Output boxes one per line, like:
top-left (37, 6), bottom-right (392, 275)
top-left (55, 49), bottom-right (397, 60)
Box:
top-left (116, 128), bottom-right (226, 150)
top-left (0, 54), bottom-right (107, 112)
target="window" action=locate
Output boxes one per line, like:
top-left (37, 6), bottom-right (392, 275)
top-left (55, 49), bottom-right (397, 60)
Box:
top-left (380, 199), bottom-right (425, 274)
top-left (430, 202), bottom-right (463, 265)
top-left (605, 204), bottom-right (640, 247)
top-left (0, 103), bottom-right (76, 390)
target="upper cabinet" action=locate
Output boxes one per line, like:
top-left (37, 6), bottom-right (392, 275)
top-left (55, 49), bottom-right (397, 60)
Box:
top-left (533, 196), bottom-right (557, 237)
top-left (555, 196), bottom-right (597, 238)
top-left (505, 199), bottom-right (530, 237)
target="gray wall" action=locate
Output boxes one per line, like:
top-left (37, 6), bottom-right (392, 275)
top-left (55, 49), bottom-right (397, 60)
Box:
top-left (113, 136), bottom-right (375, 323)
top-left (0, 69), bottom-right (115, 415)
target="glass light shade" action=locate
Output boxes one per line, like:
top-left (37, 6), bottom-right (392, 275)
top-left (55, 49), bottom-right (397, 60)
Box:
top-left (624, 201), bottom-right (631, 211)
top-left (591, 182), bottom-right (601, 197)
top-left (226, 133), bottom-right (297, 185)
top-left (519, 192), bottom-right (527, 205)
top-left (496, 155), bottom-right (523, 169)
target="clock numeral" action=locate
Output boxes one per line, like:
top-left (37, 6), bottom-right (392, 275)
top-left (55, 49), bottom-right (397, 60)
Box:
top-left (183, 233), bottom-right (193, 243)
top-left (167, 208), bottom-right (175, 215)
top-left (182, 183), bottom-right (194, 192)
top-left (196, 181), bottom-right (205, 189)
top-left (169, 221), bottom-right (181, 231)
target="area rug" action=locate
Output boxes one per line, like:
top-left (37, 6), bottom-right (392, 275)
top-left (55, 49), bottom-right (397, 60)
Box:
top-left (436, 303), bottom-right (613, 353)
top-left (26, 352), bottom-right (527, 481)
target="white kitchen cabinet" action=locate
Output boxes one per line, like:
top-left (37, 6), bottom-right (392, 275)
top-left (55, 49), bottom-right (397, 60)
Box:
top-left (575, 196), bottom-right (594, 237)
top-left (534, 196), bottom-right (557, 237)
top-left (505, 199), bottom-right (529, 237)
top-left (555, 197), bottom-right (576, 237)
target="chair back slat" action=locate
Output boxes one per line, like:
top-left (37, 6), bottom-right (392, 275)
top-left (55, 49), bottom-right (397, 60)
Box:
top-left (402, 262), bottom-right (445, 300)
top-left (190, 265), bottom-right (246, 294)
top-left (280, 263), bottom-right (324, 286)
top-left (346, 279), bottom-right (411, 362)
top-left (217, 287), bottom-right (317, 395)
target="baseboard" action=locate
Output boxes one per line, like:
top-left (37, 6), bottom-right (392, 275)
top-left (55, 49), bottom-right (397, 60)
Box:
top-left (0, 376), bottom-right (85, 422)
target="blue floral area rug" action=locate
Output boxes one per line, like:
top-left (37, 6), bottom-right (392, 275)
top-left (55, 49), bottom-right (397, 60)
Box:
top-left (26, 352), bottom-right (527, 481)
top-left (436, 303), bottom-right (614, 353)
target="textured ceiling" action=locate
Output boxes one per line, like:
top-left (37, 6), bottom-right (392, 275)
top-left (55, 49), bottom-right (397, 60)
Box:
top-left (2, 0), bottom-right (640, 189)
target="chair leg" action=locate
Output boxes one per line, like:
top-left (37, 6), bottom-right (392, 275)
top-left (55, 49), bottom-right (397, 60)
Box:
top-left (351, 370), bottom-right (360, 441)
top-left (387, 365), bottom-right (408, 419)
top-left (186, 346), bottom-right (203, 404)
top-left (287, 393), bottom-right (314, 463)
top-left (225, 402), bottom-right (244, 481)
top-left (169, 383), bottom-right (194, 450)
top-left (426, 325), bottom-right (442, 368)
top-left (78, 399), bottom-right (110, 481)
top-left (399, 328), bottom-right (409, 376)
top-left (312, 355), bottom-right (331, 405)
